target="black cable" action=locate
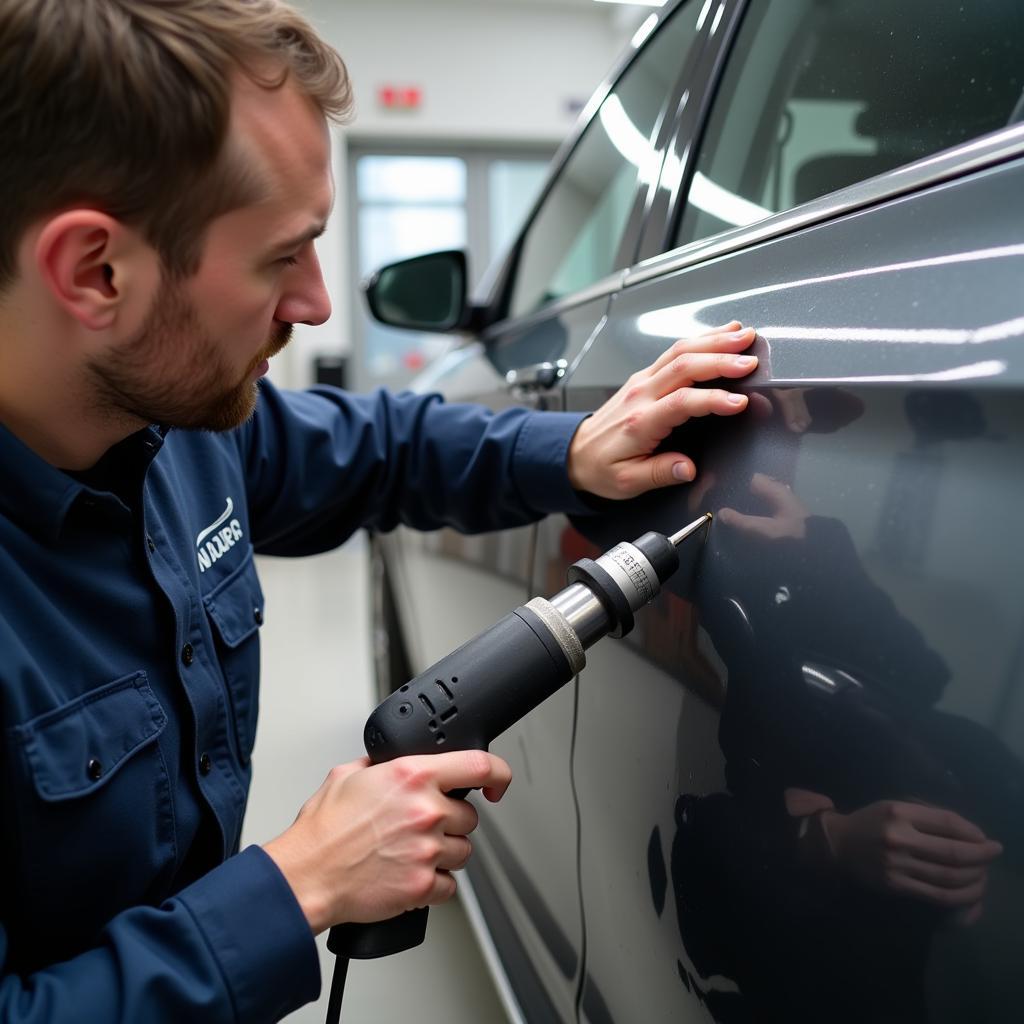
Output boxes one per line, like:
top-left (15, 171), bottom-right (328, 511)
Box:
top-left (325, 955), bottom-right (349, 1024)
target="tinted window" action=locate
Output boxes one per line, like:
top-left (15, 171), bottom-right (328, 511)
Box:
top-left (675, 0), bottom-right (1024, 246)
top-left (509, 4), bottom-right (703, 318)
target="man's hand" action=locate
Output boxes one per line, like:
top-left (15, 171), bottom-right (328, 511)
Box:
top-left (566, 322), bottom-right (758, 499)
top-left (263, 750), bottom-right (511, 934)
top-left (820, 800), bottom-right (1003, 919)
top-left (719, 473), bottom-right (808, 541)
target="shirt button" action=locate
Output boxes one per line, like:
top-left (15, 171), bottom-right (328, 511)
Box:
top-left (181, 643), bottom-right (194, 666)
top-left (199, 752), bottom-right (213, 776)
top-left (147, 535), bottom-right (156, 554)
top-left (253, 607), bottom-right (263, 625)
top-left (87, 758), bottom-right (103, 781)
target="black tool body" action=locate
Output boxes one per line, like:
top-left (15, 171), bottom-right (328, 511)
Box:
top-left (327, 605), bottom-right (577, 957)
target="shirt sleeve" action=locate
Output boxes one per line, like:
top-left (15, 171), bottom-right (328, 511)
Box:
top-left (0, 847), bottom-right (319, 1024)
top-left (236, 381), bottom-right (594, 556)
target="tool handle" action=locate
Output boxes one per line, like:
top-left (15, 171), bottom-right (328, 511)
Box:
top-left (327, 907), bottom-right (429, 959)
top-left (324, 782), bottom-right (471, 959)
top-left (328, 610), bottom-right (576, 960)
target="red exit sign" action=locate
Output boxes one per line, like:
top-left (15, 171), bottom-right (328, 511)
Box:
top-left (377, 85), bottom-right (422, 110)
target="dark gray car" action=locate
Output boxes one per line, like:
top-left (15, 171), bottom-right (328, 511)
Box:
top-left (365, 1), bottom-right (1024, 1020)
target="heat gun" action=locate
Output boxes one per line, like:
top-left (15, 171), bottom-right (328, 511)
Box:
top-left (324, 513), bottom-right (711, 1022)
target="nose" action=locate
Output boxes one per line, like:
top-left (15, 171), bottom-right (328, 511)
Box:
top-left (276, 249), bottom-right (332, 326)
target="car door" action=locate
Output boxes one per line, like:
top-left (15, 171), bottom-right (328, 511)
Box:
top-left (378, 6), bottom-right (711, 1020)
top-left (561, 2), bottom-right (1024, 1022)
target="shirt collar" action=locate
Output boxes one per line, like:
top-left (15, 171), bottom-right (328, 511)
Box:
top-left (0, 422), bottom-right (166, 544)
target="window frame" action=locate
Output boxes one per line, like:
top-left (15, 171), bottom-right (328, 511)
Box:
top-left (642, 0), bottom-right (1024, 269)
top-left (478, 0), bottom-right (715, 338)
top-left (634, 0), bottom-right (748, 264)
top-left (346, 142), bottom-right (555, 391)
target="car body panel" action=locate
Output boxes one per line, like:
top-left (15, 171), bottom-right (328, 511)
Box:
top-left (560, 155), bottom-right (1024, 1021)
top-left (368, 1), bottom-right (1024, 1018)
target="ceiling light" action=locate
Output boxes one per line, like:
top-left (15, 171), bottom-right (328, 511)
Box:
top-left (594, 1), bottom-right (668, 8)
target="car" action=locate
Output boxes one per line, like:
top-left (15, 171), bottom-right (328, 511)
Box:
top-left (361, 1), bottom-right (1024, 1021)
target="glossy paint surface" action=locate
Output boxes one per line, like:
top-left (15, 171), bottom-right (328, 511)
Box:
top-left (562, 156), bottom-right (1024, 1022)
top-left (370, 1), bottom-right (1024, 1015)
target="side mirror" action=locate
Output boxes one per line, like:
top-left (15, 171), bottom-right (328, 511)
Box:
top-left (364, 250), bottom-right (468, 332)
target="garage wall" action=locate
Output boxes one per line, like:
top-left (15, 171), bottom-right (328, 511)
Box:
top-left (272, 0), bottom-right (646, 389)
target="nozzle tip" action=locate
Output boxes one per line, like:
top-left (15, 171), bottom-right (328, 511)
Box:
top-left (669, 513), bottom-right (712, 546)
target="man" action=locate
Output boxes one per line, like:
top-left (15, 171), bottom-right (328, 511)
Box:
top-left (0, 1), bottom-right (758, 1020)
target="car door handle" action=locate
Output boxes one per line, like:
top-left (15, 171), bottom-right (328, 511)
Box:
top-left (505, 359), bottom-right (568, 392)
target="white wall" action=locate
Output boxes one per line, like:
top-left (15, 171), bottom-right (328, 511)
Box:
top-left (270, 0), bottom-right (646, 390)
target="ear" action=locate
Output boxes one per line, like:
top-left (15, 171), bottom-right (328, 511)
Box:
top-left (33, 211), bottom-right (159, 332)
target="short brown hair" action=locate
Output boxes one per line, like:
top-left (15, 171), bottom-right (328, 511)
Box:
top-left (0, 0), bottom-right (352, 290)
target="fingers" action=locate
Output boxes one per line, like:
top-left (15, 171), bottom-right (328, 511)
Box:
top-left (401, 750), bottom-right (512, 803)
top-left (902, 829), bottom-right (1003, 869)
top-left (717, 506), bottom-right (787, 540)
top-left (422, 869), bottom-right (459, 907)
top-left (626, 451), bottom-right (697, 492)
top-left (890, 871), bottom-right (987, 908)
top-left (649, 387), bottom-right (749, 437)
top-left (442, 793), bottom-right (481, 837)
top-left (645, 325), bottom-right (756, 376)
top-left (437, 833), bottom-right (473, 872)
top-left (648, 351), bottom-right (759, 395)
top-left (899, 854), bottom-right (987, 891)
top-left (902, 803), bottom-right (989, 843)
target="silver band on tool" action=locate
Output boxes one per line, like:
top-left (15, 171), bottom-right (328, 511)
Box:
top-left (596, 542), bottom-right (658, 609)
top-left (524, 596), bottom-right (586, 675)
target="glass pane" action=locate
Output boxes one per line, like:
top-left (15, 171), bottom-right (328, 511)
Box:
top-left (357, 176), bottom-right (467, 391)
top-left (676, 0), bottom-right (1024, 247)
top-left (358, 206), bottom-right (466, 275)
top-left (509, 1), bottom-right (703, 318)
top-left (488, 159), bottom-right (550, 263)
top-left (358, 209), bottom-right (466, 385)
top-left (357, 155), bottom-right (466, 203)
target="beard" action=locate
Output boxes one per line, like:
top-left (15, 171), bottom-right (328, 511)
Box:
top-left (86, 276), bottom-right (292, 433)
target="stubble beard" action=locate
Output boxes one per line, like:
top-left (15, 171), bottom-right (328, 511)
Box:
top-left (87, 277), bottom-right (292, 433)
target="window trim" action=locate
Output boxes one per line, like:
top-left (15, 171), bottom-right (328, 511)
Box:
top-left (479, 0), bottom-right (708, 327)
top-left (635, 0), bottom-right (749, 264)
top-left (624, 122), bottom-right (1024, 290)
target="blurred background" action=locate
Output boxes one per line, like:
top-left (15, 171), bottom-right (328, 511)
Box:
top-left (242, 3), bottom-right (661, 1022)
top-left (264, 0), bottom-right (660, 395)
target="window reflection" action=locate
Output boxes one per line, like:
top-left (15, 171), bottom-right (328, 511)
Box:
top-left (676, 0), bottom-right (1024, 248)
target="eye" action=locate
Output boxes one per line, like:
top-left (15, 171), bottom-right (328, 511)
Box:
top-left (278, 254), bottom-right (300, 267)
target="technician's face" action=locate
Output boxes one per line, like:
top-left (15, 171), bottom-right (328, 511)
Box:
top-left (88, 277), bottom-right (293, 431)
top-left (89, 71), bottom-right (333, 431)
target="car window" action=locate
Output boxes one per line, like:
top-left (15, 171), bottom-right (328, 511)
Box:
top-left (674, 0), bottom-right (1024, 247)
top-left (508, 3), bottom-right (704, 319)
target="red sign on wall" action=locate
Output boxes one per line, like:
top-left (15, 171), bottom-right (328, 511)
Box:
top-left (377, 85), bottom-right (423, 110)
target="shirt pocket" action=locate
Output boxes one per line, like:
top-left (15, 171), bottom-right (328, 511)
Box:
top-left (9, 672), bottom-right (174, 942)
top-left (203, 547), bottom-right (265, 764)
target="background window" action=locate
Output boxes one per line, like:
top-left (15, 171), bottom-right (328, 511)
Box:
top-left (509, 2), bottom-right (704, 319)
top-left (352, 151), bottom-right (550, 391)
top-left (675, 0), bottom-right (1024, 247)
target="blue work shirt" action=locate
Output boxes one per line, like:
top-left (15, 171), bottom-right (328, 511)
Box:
top-left (0, 381), bottom-right (588, 1023)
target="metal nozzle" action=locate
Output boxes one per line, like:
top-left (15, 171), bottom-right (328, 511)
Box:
top-left (669, 513), bottom-right (712, 546)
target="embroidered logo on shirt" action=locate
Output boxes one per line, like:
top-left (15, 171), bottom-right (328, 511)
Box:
top-left (196, 497), bottom-right (244, 574)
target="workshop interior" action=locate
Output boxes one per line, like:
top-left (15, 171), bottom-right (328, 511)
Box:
top-left (1, 1), bottom-right (1022, 1023)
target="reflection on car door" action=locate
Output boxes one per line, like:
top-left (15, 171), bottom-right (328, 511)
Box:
top-left (563, 1), bottom-right (1024, 1021)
